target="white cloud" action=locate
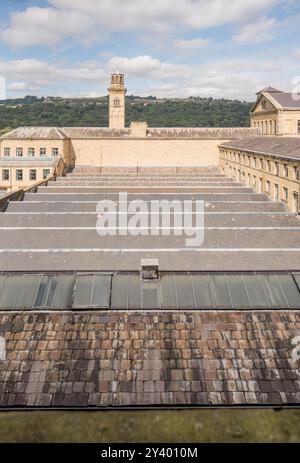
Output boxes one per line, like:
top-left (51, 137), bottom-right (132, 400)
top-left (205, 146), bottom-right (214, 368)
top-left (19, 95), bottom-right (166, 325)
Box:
top-left (174, 38), bottom-right (211, 52)
top-left (0, 59), bottom-right (106, 95)
top-left (292, 48), bottom-right (300, 59)
top-left (105, 53), bottom-right (297, 100)
top-left (107, 55), bottom-right (187, 81)
top-left (1, 0), bottom-right (279, 48)
top-left (233, 17), bottom-right (276, 44)
top-left (7, 82), bottom-right (34, 92)
top-left (0, 52), bottom-right (298, 101)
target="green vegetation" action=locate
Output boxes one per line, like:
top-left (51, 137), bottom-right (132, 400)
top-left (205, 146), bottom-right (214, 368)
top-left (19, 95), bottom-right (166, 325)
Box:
top-left (0, 95), bottom-right (253, 130)
top-left (0, 410), bottom-right (299, 443)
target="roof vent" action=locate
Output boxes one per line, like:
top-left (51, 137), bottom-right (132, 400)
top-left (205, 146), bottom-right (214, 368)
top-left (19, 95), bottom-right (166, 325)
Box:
top-left (141, 258), bottom-right (159, 280)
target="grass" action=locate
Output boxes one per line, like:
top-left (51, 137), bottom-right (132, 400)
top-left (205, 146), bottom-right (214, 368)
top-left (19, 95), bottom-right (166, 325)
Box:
top-left (0, 409), bottom-right (299, 443)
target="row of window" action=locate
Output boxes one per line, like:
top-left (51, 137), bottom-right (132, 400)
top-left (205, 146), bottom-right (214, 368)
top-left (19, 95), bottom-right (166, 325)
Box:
top-left (3, 147), bottom-right (59, 157)
top-left (253, 120), bottom-right (300, 134)
top-left (2, 168), bottom-right (50, 182)
top-left (253, 120), bottom-right (277, 134)
top-left (226, 164), bottom-right (299, 211)
top-left (221, 150), bottom-right (299, 180)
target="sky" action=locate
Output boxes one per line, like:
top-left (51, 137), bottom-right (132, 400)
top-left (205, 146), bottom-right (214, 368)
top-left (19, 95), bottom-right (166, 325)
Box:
top-left (0, 0), bottom-right (299, 100)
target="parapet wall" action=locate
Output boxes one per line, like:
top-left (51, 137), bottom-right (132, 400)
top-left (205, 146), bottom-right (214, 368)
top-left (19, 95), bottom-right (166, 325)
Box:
top-left (71, 138), bottom-right (226, 166)
top-left (147, 127), bottom-right (260, 139)
top-left (0, 126), bottom-right (260, 168)
top-left (70, 127), bottom-right (259, 167)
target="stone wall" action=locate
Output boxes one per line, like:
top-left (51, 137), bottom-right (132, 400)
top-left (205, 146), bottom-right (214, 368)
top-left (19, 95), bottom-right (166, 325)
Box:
top-left (219, 147), bottom-right (300, 212)
top-left (251, 110), bottom-right (300, 136)
top-left (69, 138), bottom-right (226, 166)
top-left (0, 138), bottom-right (71, 165)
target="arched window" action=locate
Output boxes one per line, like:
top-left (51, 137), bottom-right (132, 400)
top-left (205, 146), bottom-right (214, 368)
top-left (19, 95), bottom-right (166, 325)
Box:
top-left (113, 97), bottom-right (120, 107)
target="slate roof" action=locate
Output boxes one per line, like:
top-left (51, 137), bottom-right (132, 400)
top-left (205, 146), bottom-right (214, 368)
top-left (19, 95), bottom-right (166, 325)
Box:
top-left (256, 87), bottom-right (283, 94)
top-left (219, 136), bottom-right (300, 160)
top-left (269, 92), bottom-right (300, 109)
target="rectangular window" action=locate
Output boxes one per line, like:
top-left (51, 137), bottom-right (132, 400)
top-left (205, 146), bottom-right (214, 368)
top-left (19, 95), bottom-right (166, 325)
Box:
top-left (283, 187), bottom-right (288, 202)
top-left (274, 162), bottom-right (279, 176)
top-left (2, 169), bottom-right (9, 181)
top-left (51, 148), bottom-right (59, 156)
top-left (3, 147), bottom-right (10, 157)
top-left (258, 177), bottom-right (263, 193)
top-left (267, 160), bottom-right (271, 172)
top-left (293, 166), bottom-right (299, 181)
top-left (40, 147), bottom-right (46, 156)
top-left (298, 120), bottom-right (300, 134)
top-left (43, 169), bottom-right (50, 179)
top-left (16, 169), bottom-right (23, 181)
top-left (247, 173), bottom-right (251, 186)
top-left (16, 147), bottom-right (23, 157)
top-left (29, 169), bottom-right (37, 181)
top-left (293, 192), bottom-right (299, 212)
top-left (266, 180), bottom-right (270, 194)
top-left (283, 164), bottom-right (289, 177)
top-left (274, 183), bottom-right (279, 202)
top-left (28, 147), bottom-right (35, 157)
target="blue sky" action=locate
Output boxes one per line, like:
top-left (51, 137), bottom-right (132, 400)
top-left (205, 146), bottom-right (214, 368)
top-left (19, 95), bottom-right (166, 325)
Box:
top-left (0, 0), bottom-right (300, 100)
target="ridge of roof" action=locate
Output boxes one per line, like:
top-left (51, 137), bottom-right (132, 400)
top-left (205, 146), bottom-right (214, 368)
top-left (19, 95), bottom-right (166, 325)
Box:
top-left (256, 86), bottom-right (283, 94)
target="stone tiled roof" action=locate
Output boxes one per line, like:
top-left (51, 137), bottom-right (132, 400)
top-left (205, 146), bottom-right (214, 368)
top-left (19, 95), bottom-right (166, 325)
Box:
top-left (62, 127), bottom-right (130, 138)
top-left (1, 126), bottom-right (260, 140)
top-left (1, 127), bottom-right (68, 140)
top-left (219, 136), bottom-right (300, 160)
top-left (148, 128), bottom-right (260, 139)
top-left (0, 311), bottom-right (299, 408)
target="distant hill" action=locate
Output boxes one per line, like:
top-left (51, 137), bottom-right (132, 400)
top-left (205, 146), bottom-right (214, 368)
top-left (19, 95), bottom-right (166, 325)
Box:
top-left (0, 95), bottom-right (253, 131)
